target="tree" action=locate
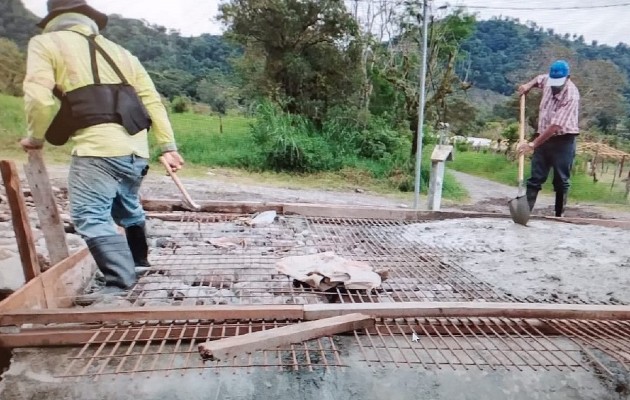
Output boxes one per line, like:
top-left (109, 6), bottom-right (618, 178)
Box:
top-left (218, 0), bottom-right (363, 123)
top-left (370, 7), bottom-right (476, 155)
top-left (501, 123), bottom-right (519, 155)
top-left (0, 38), bottom-right (25, 96)
top-left (0, 0), bottom-right (38, 48)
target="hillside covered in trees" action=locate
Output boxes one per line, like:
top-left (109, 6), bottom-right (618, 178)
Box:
top-left (1, 0), bottom-right (629, 180)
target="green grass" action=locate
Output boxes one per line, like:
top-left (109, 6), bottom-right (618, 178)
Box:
top-left (0, 94), bottom-right (74, 163)
top-left (160, 113), bottom-right (255, 167)
top-left (0, 93), bottom-right (466, 200)
top-left (450, 150), bottom-right (629, 204)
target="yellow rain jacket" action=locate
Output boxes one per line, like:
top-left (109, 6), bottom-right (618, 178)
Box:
top-left (23, 13), bottom-right (177, 158)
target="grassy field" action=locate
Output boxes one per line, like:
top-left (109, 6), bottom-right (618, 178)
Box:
top-left (2, 93), bottom-right (627, 204)
top-left (450, 149), bottom-right (629, 204)
top-left (0, 94), bottom-right (464, 201)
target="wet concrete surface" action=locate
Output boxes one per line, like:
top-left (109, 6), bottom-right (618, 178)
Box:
top-left (1, 337), bottom-right (628, 400)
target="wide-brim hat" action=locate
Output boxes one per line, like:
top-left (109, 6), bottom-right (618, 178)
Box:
top-left (36, 0), bottom-right (108, 30)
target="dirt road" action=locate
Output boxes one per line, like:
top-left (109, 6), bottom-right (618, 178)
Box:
top-left (31, 162), bottom-right (630, 218)
top-left (447, 170), bottom-right (630, 219)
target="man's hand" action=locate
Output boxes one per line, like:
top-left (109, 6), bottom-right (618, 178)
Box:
top-left (516, 141), bottom-right (534, 156)
top-left (161, 151), bottom-right (185, 172)
top-left (517, 84), bottom-right (530, 96)
top-left (19, 137), bottom-right (44, 151)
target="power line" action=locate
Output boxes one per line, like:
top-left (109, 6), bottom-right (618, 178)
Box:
top-left (459, 2), bottom-right (630, 11)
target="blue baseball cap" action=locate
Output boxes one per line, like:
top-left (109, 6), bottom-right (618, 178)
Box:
top-left (547, 60), bottom-right (570, 87)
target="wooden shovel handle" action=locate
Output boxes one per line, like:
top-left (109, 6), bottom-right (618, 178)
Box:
top-left (158, 156), bottom-right (197, 207)
top-left (518, 95), bottom-right (526, 184)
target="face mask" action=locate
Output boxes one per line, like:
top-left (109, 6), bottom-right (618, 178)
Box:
top-left (551, 84), bottom-right (565, 96)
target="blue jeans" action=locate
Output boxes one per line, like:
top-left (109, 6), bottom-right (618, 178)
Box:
top-left (527, 134), bottom-right (577, 193)
top-left (69, 155), bottom-right (148, 239)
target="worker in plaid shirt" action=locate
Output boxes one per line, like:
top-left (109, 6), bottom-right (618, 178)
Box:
top-left (517, 60), bottom-right (580, 217)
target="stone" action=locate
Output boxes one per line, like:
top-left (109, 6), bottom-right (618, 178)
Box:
top-left (87, 299), bottom-right (134, 309)
top-left (0, 256), bottom-right (26, 292)
top-left (217, 289), bottom-right (236, 298)
top-left (0, 247), bottom-right (15, 261)
top-left (151, 229), bottom-right (175, 238)
top-left (65, 234), bottom-right (85, 247)
top-left (211, 297), bottom-right (229, 305)
top-left (155, 238), bottom-right (174, 248)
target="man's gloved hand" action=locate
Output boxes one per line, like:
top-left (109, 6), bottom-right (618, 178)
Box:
top-left (19, 137), bottom-right (44, 151)
top-left (161, 151), bottom-right (185, 172)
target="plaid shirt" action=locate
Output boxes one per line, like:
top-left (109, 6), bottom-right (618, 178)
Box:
top-left (528, 74), bottom-right (580, 135)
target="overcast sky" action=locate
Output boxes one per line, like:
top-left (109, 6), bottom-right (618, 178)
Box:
top-left (22, 0), bottom-right (629, 46)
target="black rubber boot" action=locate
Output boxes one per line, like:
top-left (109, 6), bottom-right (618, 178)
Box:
top-left (526, 187), bottom-right (539, 212)
top-left (555, 191), bottom-right (568, 217)
top-left (87, 235), bottom-right (136, 289)
top-left (76, 235), bottom-right (136, 306)
top-left (125, 223), bottom-right (151, 269)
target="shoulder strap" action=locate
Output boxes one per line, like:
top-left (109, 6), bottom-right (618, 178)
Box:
top-left (64, 30), bottom-right (129, 85)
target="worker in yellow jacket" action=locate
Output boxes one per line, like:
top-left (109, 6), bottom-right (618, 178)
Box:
top-left (20, 0), bottom-right (185, 305)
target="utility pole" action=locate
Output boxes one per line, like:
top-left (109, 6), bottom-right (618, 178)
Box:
top-left (413, 0), bottom-right (430, 209)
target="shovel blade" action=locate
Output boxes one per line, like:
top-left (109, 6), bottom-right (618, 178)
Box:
top-left (508, 195), bottom-right (530, 226)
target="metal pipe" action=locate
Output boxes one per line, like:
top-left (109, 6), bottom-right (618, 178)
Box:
top-left (413, 0), bottom-right (430, 209)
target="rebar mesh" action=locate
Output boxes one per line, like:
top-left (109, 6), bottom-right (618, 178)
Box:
top-left (356, 317), bottom-right (588, 371)
top-left (128, 214), bottom-right (513, 307)
top-left (55, 212), bottom-right (630, 379)
top-left (60, 320), bottom-right (344, 381)
top-left (59, 317), bottom-right (630, 379)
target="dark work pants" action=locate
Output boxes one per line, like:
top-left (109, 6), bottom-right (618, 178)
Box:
top-left (526, 134), bottom-right (577, 193)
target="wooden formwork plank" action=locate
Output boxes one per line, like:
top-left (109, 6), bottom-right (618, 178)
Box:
top-left (0, 305), bottom-right (304, 326)
top-left (543, 216), bottom-right (630, 229)
top-left (23, 150), bottom-right (69, 265)
top-left (198, 313), bottom-right (374, 361)
top-left (2, 302), bottom-right (629, 327)
top-left (303, 302), bottom-right (630, 321)
top-left (141, 199), bottom-right (630, 230)
top-left (142, 199), bottom-right (283, 214)
top-left (0, 160), bottom-right (40, 281)
top-left (0, 318), bottom-right (556, 349)
top-left (142, 199), bottom-right (511, 221)
top-left (0, 317), bottom-right (572, 350)
top-left (0, 248), bottom-right (91, 313)
top-left (40, 248), bottom-right (94, 308)
top-left (0, 327), bottom-right (96, 348)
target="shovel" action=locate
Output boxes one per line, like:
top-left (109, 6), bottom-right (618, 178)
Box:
top-left (158, 156), bottom-right (201, 211)
top-left (508, 95), bottom-right (530, 226)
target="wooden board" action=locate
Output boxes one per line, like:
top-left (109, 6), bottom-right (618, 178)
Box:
top-left (41, 248), bottom-right (94, 308)
top-left (198, 313), bottom-right (374, 361)
top-left (142, 199), bottom-right (283, 214)
top-left (0, 318), bottom-right (556, 349)
top-left (141, 199), bottom-right (630, 230)
top-left (23, 150), bottom-right (69, 265)
top-left (0, 247), bottom-right (91, 313)
top-left (0, 160), bottom-right (40, 281)
top-left (303, 302), bottom-right (630, 321)
top-left (3, 301), bottom-right (629, 327)
top-left (430, 145), bottom-right (453, 162)
top-left (0, 304), bottom-right (304, 326)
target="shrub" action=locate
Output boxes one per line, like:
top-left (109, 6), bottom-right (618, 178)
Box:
top-left (171, 96), bottom-right (191, 113)
top-left (455, 141), bottom-right (470, 152)
top-left (249, 101), bottom-right (340, 173)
